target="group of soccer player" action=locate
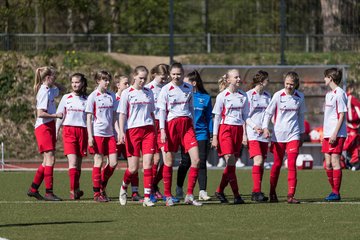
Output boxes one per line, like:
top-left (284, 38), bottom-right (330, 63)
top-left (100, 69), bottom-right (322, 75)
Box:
top-left (26, 63), bottom-right (347, 206)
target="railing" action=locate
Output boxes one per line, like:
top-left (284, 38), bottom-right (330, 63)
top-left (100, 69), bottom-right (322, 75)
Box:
top-left (1, 33), bottom-right (359, 54)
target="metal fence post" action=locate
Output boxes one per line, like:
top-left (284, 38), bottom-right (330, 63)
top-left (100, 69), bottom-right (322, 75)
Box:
top-left (107, 33), bottom-right (112, 53)
top-left (207, 33), bottom-right (211, 53)
top-left (305, 34), bottom-right (309, 53)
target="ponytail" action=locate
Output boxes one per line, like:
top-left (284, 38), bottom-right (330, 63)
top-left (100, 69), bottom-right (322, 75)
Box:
top-left (33, 66), bottom-right (56, 95)
top-left (218, 74), bottom-right (228, 92)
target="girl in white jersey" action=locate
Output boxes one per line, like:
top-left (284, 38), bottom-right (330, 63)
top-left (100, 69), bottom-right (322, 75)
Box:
top-left (322, 68), bottom-right (347, 201)
top-left (212, 69), bottom-right (249, 204)
top-left (158, 62), bottom-right (202, 207)
top-left (27, 66), bottom-right (63, 201)
top-left (86, 70), bottom-right (118, 202)
top-left (117, 66), bottom-right (156, 207)
top-left (246, 70), bottom-right (271, 202)
top-left (145, 64), bottom-right (170, 201)
top-left (112, 74), bottom-right (142, 202)
top-left (262, 72), bottom-right (306, 204)
top-left (56, 73), bottom-right (88, 200)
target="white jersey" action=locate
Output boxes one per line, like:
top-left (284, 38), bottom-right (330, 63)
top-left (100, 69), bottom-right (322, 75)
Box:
top-left (86, 89), bottom-right (116, 137)
top-left (157, 81), bottom-right (194, 121)
top-left (262, 89), bottom-right (306, 142)
top-left (145, 80), bottom-right (164, 120)
top-left (56, 93), bottom-right (87, 128)
top-left (212, 89), bottom-right (249, 126)
top-left (35, 84), bottom-right (59, 128)
top-left (323, 86), bottom-right (347, 138)
top-left (246, 89), bottom-right (271, 142)
top-left (117, 86), bottom-right (155, 129)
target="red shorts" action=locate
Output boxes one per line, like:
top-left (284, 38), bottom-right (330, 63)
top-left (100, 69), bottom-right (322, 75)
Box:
top-left (165, 117), bottom-right (198, 153)
top-left (88, 136), bottom-right (117, 155)
top-left (34, 121), bottom-right (56, 153)
top-left (117, 144), bottom-right (127, 159)
top-left (248, 140), bottom-right (268, 159)
top-left (126, 125), bottom-right (156, 157)
top-left (62, 126), bottom-right (88, 157)
top-left (217, 124), bottom-right (243, 157)
top-left (270, 140), bottom-right (300, 155)
top-left (322, 137), bottom-right (345, 154)
top-left (155, 119), bottom-right (162, 153)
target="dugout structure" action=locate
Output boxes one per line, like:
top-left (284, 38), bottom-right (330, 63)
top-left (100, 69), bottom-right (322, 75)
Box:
top-left (184, 64), bottom-right (349, 130)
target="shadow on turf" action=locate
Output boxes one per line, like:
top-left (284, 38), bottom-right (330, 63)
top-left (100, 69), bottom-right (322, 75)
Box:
top-left (0, 220), bottom-right (113, 228)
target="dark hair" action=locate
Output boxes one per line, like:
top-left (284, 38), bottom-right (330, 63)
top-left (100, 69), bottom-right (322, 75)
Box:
top-left (324, 68), bottom-right (342, 85)
top-left (94, 70), bottom-right (112, 83)
top-left (71, 73), bottom-right (88, 97)
top-left (186, 70), bottom-right (208, 94)
top-left (252, 70), bottom-right (269, 88)
top-left (150, 64), bottom-right (169, 80)
top-left (169, 62), bottom-right (184, 73)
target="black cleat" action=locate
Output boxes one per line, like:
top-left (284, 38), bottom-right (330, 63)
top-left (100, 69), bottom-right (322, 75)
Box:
top-left (287, 195), bottom-right (300, 204)
top-left (27, 190), bottom-right (44, 200)
top-left (233, 195), bottom-right (245, 204)
top-left (251, 192), bottom-right (269, 202)
top-left (269, 193), bottom-right (278, 203)
top-left (44, 193), bottom-right (62, 201)
top-left (215, 192), bottom-right (229, 203)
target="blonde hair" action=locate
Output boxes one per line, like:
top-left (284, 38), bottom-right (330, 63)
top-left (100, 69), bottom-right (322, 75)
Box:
top-left (150, 64), bottom-right (169, 81)
top-left (112, 73), bottom-right (129, 92)
top-left (218, 69), bottom-right (239, 92)
top-left (33, 66), bottom-right (56, 94)
top-left (131, 66), bottom-right (149, 85)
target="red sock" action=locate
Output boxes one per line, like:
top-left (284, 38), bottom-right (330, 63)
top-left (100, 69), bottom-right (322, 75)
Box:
top-left (92, 167), bottom-right (101, 193)
top-left (252, 165), bottom-right (262, 192)
top-left (270, 160), bottom-right (282, 195)
top-left (44, 166), bottom-right (54, 193)
top-left (153, 164), bottom-right (164, 186)
top-left (30, 164), bottom-right (45, 192)
top-left (101, 165), bottom-right (116, 191)
top-left (326, 169), bottom-right (334, 191)
top-left (187, 167), bottom-right (199, 195)
top-left (260, 166), bottom-right (264, 181)
top-left (152, 163), bottom-right (158, 179)
top-left (122, 169), bottom-right (133, 190)
top-left (227, 166), bottom-right (240, 197)
top-left (143, 169), bottom-right (153, 198)
top-left (287, 153), bottom-right (298, 196)
top-left (216, 166), bottom-right (229, 193)
top-left (69, 168), bottom-right (77, 192)
top-left (131, 172), bottom-right (139, 192)
top-left (75, 169), bottom-right (81, 190)
top-left (162, 165), bottom-right (173, 197)
top-left (333, 169), bottom-right (342, 195)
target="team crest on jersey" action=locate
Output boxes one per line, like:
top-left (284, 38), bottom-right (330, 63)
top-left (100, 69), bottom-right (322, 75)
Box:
top-left (199, 98), bottom-right (204, 104)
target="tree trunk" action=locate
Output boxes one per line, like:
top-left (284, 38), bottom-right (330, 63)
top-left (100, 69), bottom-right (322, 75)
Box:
top-left (67, 8), bottom-right (74, 46)
top-left (110, 0), bottom-right (119, 33)
top-left (320, 0), bottom-right (341, 51)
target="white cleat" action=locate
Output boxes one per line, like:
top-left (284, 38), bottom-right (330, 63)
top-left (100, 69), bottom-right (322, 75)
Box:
top-left (236, 159), bottom-right (245, 168)
top-left (166, 196), bottom-right (175, 207)
top-left (217, 157), bottom-right (226, 167)
top-left (199, 190), bottom-right (211, 201)
top-left (184, 194), bottom-right (203, 206)
top-left (119, 187), bottom-right (127, 206)
top-left (206, 161), bottom-right (213, 167)
top-left (143, 197), bottom-right (155, 207)
top-left (176, 186), bottom-right (184, 199)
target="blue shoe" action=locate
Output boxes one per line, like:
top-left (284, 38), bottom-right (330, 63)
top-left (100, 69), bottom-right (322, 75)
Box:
top-left (325, 192), bottom-right (341, 201)
top-left (149, 194), bottom-right (157, 203)
top-left (162, 195), bottom-right (180, 203)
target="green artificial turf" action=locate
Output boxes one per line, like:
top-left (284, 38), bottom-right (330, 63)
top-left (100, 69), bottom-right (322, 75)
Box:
top-left (0, 169), bottom-right (360, 240)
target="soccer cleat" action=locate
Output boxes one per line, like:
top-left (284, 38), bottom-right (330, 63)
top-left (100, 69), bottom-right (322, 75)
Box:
top-left (165, 196), bottom-right (175, 207)
top-left (217, 157), bottom-right (226, 167)
top-left (236, 159), bottom-right (245, 168)
top-left (162, 195), bottom-right (180, 203)
top-left (325, 192), bottom-right (341, 201)
top-left (233, 195), bottom-right (245, 204)
top-left (154, 190), bottom-right (163, 199)
top-left (184, 194), bottom-right (203, 206)
top-left (119, 187), bottom-right (127, 206)
top-left (149, 194), bottom-right (157, 203)
top-left (215, 191), bottom-right (229, 203)
top-left (287, 195), bottom-right (300, 204)
top-left (44, 193), bottom-right (62, 201)
top-left (94, 194), bottom-right (109, 202)
top-left (27, 190), bottom-right (44, 200)
top-left (175, 186), bottom-right (184, 199)
top-left (199, 190), bottom-right (211, 201)
top-left (131, 192), bottom-right (143, 202)
top-left (143, 197), bottom-right (155, 207)
top-left (70, 189), bottom-right (84, 200)
top-left (269, 193), bottom-right (278, 203)
top-left (251, 192), bottom-right (269, 202)
top-left (100, 191), bottom-right (111, 201)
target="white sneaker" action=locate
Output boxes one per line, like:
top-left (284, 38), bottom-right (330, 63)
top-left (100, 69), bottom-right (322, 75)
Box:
top-left (143, 197), bottom-right (155, 207)
top-left (119, 187), bottom-right (127, 206)
top-left (217, 157), bottom-right (226, 167)
top-left (176, 186), bottom-right (184, 199)
top-left (199, 190), bottom-right (211, 201)
top-left (166, 196), bottom-right (175, 207)
top-left (184, 194), bottom-right (203, 206)
top-left (236, 159), bottom-right (245, 168)
top-left (206, 161), bottom-right (213, 167)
